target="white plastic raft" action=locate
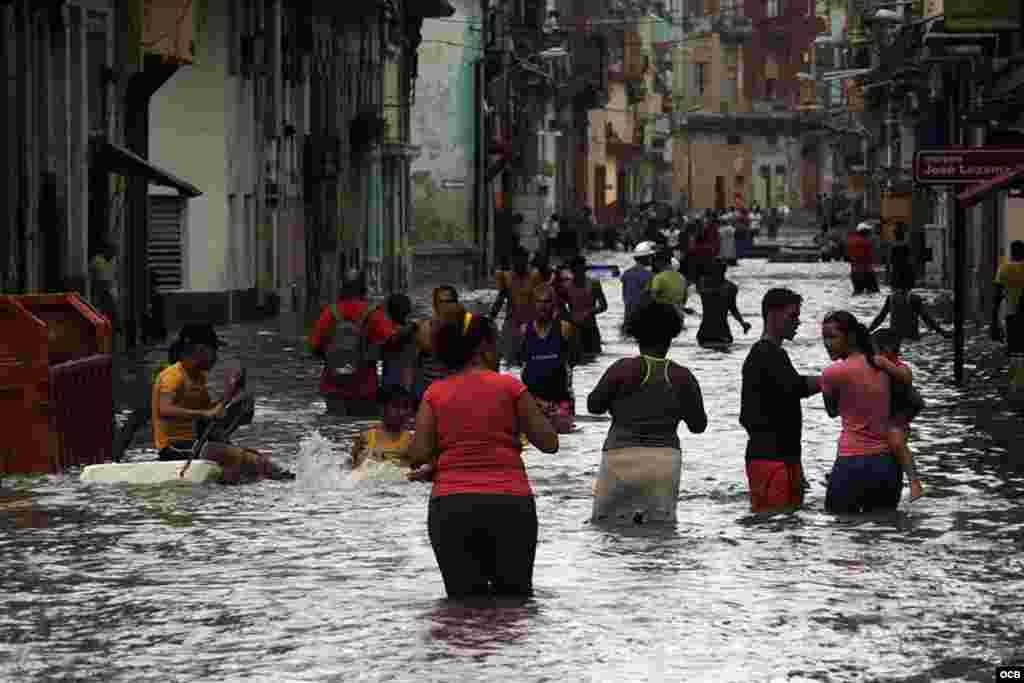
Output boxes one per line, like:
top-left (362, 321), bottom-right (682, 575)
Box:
top-left (81, 460), bottom-right (223, 484)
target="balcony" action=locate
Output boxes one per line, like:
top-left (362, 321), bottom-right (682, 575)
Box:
top-left (714, 13), bottom-right (754, 43)
top-left (607, 138), bottom-right (645, 161)
top-left (681, 15), bottom-right (713, 35)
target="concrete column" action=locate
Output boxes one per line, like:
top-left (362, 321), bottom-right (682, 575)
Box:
top-left (0, 4), bottom-right (11, 290)
top-left (16, 4), bottom-right (38, 292)
top-left (967, 122), bottom-right (990, 321)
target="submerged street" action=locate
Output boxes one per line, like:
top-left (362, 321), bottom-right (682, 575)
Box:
top-left (2, 255), bottom-right (1023, 682)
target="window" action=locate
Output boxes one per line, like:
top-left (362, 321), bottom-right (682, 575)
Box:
top-left (767, 0), bottom-right (781, 17)
top-left (695, 63), bottom-right (707, 96)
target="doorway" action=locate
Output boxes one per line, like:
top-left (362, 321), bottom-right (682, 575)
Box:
top-left (715, 176), bottom-right (725, 210)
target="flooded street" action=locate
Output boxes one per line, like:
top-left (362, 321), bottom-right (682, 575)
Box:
top-left (2, 255), bottom-right (1023, 682)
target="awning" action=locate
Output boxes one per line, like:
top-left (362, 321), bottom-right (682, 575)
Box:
top-left (97, 141), bottom-right (203, 198)
top-left (957, 164), bottom-right (1024, 208)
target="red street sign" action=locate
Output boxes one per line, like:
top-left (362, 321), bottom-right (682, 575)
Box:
top-left (915, 147), bottom-right (1024, 185)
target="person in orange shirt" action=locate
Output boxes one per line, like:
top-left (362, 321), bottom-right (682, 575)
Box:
top-left (152, 323), bottom-right (291, 481)
top-left (152, 324), bottom-right (227, 458)
top-left (309, 270), bottom-right (414, 416)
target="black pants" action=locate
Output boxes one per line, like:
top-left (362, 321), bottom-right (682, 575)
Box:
top-left (428, 494), bottom-right (537, 598)
top-left (158, 441), bottom-right (196, 461)
top-left (1007, 312), bottom-right (1023, 355)
top-left (825, 452), bottom-right (902, 514)
top-left (851, 270), bottom-right (879, 294)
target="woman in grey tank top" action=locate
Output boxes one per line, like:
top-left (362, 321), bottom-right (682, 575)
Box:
top-left (587, 301), bottom-right (707, 523)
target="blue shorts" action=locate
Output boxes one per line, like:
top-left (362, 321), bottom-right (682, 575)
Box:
top-left (825, 452), bottom-right (903, 514)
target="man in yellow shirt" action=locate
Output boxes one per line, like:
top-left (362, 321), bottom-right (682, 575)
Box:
top-left (992, 240), bottom-right (1024, 346)
top-left (993, 241), bottom-right (1024, 394)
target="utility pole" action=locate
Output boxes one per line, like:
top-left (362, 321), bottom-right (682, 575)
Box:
top-left (950, 64), bottom-right (965, 386)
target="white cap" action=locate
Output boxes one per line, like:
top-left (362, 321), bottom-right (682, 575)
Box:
top-left (857, 222), bottom-right (873, 232)
top-left (633, 241), bottom-right (657, 257)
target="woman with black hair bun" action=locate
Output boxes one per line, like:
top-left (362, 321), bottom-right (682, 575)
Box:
top-left (407, 312), bottom-right (559, 599)
top-left (820, 310), bottom-right (903, 513)
top-left (587, 301), bottom-right (707, 524)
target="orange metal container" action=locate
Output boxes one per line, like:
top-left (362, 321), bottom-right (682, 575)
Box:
top-left (0, 293), bottom-right (114, 474)
top-left (14, 293), bottom-right (113, 362)
top-left (0, 297), bottom-right (57, 474)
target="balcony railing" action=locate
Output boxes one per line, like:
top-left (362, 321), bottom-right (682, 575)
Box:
top-left (714, 12), bottom-right (754, 42)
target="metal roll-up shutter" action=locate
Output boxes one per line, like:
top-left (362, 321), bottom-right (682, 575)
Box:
top-left (147, 196), bottom-right (184, 292)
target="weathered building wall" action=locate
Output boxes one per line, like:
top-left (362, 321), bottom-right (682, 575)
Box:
top-left (409, 0), bottom-right (478, 248)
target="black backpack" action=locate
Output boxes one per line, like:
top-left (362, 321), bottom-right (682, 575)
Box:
top-left (325, 303), bottom-right (376, 375)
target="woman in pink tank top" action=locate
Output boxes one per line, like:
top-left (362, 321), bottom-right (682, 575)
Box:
top-left (820, 311), bottom-right (903, 514)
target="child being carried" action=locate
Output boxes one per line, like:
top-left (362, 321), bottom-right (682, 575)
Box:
top-left (872, 329), bottom-right (926, 501)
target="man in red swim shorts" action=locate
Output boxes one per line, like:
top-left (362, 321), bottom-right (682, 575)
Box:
top-left (740, 288), bottom-right (822, 512)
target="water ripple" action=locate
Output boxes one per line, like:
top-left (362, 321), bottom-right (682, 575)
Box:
top-left (1, 255), bottom-right (1021, 681)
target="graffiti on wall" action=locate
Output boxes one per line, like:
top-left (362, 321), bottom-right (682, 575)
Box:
top-left (410, 0), bottom-right (479, 245)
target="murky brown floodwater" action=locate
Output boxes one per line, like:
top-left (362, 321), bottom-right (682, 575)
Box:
top-left (2, 254), bottom-right (1022, 682)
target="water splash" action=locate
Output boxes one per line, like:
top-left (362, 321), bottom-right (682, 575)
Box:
top-left (292, 431), bottom-right (350, 491)
top-left (351, 460), bottom-right (410, 482)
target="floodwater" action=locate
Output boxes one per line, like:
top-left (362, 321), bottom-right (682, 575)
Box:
top-left (2, 255), bottom-right (1023, 682)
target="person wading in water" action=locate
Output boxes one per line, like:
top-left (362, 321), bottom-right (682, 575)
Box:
top-left (407, 312), bottom-right (559, 599)
top-left (416, 286), bottom-right (466, 398)
top-left (821, 311), bottom-right (903, 514)
top-left (560, 256), bottom-right (607, 359)
top-left (520, 284), bottom-right (580, 432)
top-left (588, 301), bottom-right (707, 524)
top-left (868, 265), bottom-right (950, 342)
top-left (696, 259), bottom-right (751, 350)
top-left (310, 270), bottom-right (413, 416)
top-left (621, 241), bottom-right (657, 333)
top-left (991, 240), bottom-right (1024, 397)
top-left (739, 288), bottom-right (821, 513)
top-left (490, 254), bottom-right (542, 367)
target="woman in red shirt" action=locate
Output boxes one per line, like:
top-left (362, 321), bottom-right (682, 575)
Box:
top-left (408, 312), bottom-right (559, 599)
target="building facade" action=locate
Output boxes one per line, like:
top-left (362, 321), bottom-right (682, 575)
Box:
top-left (2, 0), bottom-right (450, 344)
